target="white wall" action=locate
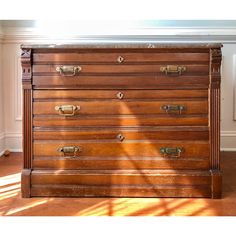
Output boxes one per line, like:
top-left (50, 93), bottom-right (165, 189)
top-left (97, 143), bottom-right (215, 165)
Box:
top-left (1, 21), bottom-right (236, 152)
top-left (0, 23), bottom-right (5, 155)
top-left (221, 45), bottom-right (236, 150)
top-left (2, 44), bottom-right (22, 152)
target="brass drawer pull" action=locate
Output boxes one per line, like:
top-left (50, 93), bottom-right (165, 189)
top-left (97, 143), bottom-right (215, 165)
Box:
top-left (160, 65), bottom-right (186, 75)
top-left (161, 105), bottom-right (185, 114)
top-left (117, 92), bottom-right (124, 99)
top-left (55, 105), bottom-right (80, 117)
top-left (58, 146), bottom-right (81, 157)
top-left (117, 133), bottom-right (125, 142)
top-left (117, 56), bottom-right (124, 63)
top-left (160, 147), bottom-right (184, 157)
top-left (56, 66), bottom-right (82, 76)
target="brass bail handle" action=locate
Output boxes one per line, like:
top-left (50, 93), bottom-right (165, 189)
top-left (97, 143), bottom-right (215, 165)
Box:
top-left (160, 65), bottom-right (186, 75)
top-left (161, 105), bottom-right (185, 114)
top-left (58, 146), bottom-right (81, 157)
top-left (160, 147), bottom-right (184, 157)
top-left (56, 66), bottom-right (82, 76)
top-left (55, 105), bottom-right (80, 117)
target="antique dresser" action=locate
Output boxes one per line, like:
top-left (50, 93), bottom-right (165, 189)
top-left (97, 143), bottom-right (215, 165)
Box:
top-left (21, 43), bottom-right (222, 198)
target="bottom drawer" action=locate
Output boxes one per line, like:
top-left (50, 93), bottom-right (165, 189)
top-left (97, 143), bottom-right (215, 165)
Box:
top-left (33, 141), bottom-right (210, 170)
top-left (30, 169), bottom-right (212, 198)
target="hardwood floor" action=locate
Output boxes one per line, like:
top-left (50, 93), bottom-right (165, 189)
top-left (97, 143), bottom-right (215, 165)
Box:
top-left (0, 152), bottom-right (235, 216)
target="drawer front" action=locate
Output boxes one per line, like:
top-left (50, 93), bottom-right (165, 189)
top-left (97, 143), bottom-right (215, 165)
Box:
top-left (32, 51), bottom-right (209, 88)
top-left (33, 89), bottom-right (208, 127)
top-left (33, 128), bottom-right (209, 141)
top-left (33, 128), bottom-right (209, 170)
top-left (33, 100), bottom-right (208, 116)
top-left (33, 115), bottom-right (208, 127)
top-left (33, 89), bottom-right (208, 100)
top-left (33, 75), bottom-right (209, 88)
top-left (33, 52), bottom-right (209, 64)
top-left (33, 141), bottom-right (209, 158)
top-left (33, 156), bottom-right (210, 170)
top-left (33, 64), bottom-right (209, 75)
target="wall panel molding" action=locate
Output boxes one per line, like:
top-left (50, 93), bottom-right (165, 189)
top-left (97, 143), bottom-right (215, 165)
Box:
top-left (2, 26), bottom-right (236, 44)
top-left (14, 56), bottom-right (22, 121)
top-left (233, 54), bottom-right (236, 121)
top-left (1, 24), bottom-right (236, 151)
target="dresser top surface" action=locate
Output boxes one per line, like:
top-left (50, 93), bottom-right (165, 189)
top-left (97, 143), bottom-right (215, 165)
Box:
top-left (21, 42), bottom-right (222, 50)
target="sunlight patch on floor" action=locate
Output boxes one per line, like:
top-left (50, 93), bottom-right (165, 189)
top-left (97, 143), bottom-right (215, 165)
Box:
top-left (5, 199), bottom-right (49, 216)
top-left (0, 183), bottom-right (21, 193)
top-left (0, 173), bottom-right (21, 186)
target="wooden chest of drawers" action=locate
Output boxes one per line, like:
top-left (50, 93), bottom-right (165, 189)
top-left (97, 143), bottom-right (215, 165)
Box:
top-left (21, 43), bottom-right (222, 198)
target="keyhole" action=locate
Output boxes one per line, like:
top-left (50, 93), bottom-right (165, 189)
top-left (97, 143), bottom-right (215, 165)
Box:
top-left (117, 56), bottom-right (124, 63)
top-left (117, 134), bottom-right (125, 142)
top-left (117, 92), bottom-right (124, 99)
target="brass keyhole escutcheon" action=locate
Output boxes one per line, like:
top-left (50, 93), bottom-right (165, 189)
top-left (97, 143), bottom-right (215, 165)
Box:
top-left (117, 133), bottom-right (125, 142)
top-left (117, 56), bottom-right (124, 63)
top-left (117, 92), bottom-right (124, 100)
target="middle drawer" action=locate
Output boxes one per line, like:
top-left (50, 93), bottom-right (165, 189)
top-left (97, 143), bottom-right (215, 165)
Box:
top-left (33, 89), bottom-right (208, 127)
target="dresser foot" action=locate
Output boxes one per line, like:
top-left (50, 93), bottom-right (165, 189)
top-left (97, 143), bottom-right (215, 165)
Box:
top-left (21, 169), bottom-right (31, 198)
top-left (211, 170), bottom-right (222, 199)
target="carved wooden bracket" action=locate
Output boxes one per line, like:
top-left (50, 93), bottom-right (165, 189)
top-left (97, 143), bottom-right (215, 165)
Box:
top-left (21, 49), bottom-right (32, 86)
top-left (210, 48), bottom-right (222, 88)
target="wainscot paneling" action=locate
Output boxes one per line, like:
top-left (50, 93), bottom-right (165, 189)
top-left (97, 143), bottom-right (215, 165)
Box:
top-left (1, 23), bottom-right (236, 152)
top-left (0, 31), bottom-right (4, 155)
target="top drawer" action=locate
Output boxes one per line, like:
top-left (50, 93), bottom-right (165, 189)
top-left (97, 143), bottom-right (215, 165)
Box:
top-left (33, 51), bottom-right (209, 64)
top-left (32, 49), bottom-right (210, 89)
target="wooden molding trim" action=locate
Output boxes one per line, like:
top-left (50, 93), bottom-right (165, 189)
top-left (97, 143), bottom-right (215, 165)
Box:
top-left (209, 47), bottom-right (222, 172)
top-left (21, 49), bottom-right (32, 170)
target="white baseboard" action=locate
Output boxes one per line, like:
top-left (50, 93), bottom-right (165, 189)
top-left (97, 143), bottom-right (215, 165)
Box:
top-left (221, 148), bottom-right (236, 151)
top-left (0, 132), bottom-right (5, 156)
top-left (221, 131), bottom-right (236, 151)
top-left (4, 132), bottom-right (22, 152)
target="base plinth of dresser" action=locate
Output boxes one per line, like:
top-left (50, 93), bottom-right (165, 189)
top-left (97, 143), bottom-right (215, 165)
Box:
top-left (21, 169), bottom-right (222, 198)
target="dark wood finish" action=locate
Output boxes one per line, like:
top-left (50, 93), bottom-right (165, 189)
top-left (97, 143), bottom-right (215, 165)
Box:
top-left (33, 64), bottom-right (209, 75)
top-left (33, 75), bottom-right (209, 88)
top-left (30, 185), bottom-right (211, 198)
top-left (21, 44), bottom-right (222, 198)
top-left (31, 169), bottom-right (211, 185)
top-left (33, 156), bottom-right (210, 170)
top-left (33, 89), bottom-right (208, 100)
top-left (33, 52), bottom-right (209, 64)
top-left (30, 169), bottom-right (211, 197)
top-left (209, 48), bottom-right (222, 199)
top-left (33, 115), bottom-right (208, 127)
top-left (210, 48), bottom-right (221, 170)
top-left (21, 169), bottom-right (31, 198)
top-left (21, 49), bottom-right (33, 197)
top-left (33, 128), bottom-right (209, 141)
top-left (33, 141), bottom-right (209, 158)
top-left (211, 170), bottom-right (222, 199)
top-left (33, 100), bottom-right (208, 115)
